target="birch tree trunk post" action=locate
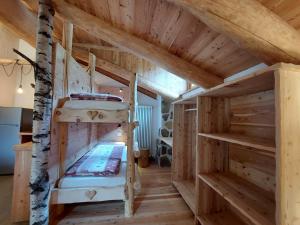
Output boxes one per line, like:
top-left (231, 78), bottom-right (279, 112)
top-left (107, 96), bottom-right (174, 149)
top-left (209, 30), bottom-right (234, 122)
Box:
top-left (29, 1), bottom-right (54, 225)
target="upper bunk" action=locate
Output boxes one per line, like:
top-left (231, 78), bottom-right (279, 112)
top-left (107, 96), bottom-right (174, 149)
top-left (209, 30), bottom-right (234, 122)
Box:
top-left (55, 93), bottom-right (130, 123)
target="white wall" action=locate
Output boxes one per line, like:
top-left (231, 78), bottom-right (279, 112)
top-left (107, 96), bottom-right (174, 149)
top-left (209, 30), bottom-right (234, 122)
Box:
top-left (14, 40), bottom-right (35, 109)
top-left (0, 25), bottom-right (19, 107)
top-left (0, 26), bottom-right (35, 109)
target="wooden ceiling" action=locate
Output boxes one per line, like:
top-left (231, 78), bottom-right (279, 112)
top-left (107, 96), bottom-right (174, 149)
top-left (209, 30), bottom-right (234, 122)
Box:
top-left (61, 0), bottom-right (300, 80)
top-left (4, 0), bottom-right (300, 94)
top-left (65, 0), bottom-right (259, 79)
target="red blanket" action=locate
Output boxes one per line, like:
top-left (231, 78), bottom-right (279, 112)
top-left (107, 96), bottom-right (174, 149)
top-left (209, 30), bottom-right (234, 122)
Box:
top-left (65, 145), bottom-right (124, 177)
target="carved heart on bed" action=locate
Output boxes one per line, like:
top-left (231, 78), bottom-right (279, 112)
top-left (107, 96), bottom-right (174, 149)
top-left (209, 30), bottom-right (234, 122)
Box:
top-left (86, 189), bottom-right (97, 200)
top-left (87, 111), bottom-right (98, 120)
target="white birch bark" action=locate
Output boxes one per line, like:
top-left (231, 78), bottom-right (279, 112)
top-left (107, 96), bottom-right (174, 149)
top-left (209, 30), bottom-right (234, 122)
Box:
top-left (30, 1), bottom-right (54, 224)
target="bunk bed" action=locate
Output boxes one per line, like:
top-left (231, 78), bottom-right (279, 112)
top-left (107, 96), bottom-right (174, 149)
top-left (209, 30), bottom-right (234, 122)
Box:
top-left (49, 43), bottom-right (139, 217)
top-left (51, 91), bottom-right (139, 216)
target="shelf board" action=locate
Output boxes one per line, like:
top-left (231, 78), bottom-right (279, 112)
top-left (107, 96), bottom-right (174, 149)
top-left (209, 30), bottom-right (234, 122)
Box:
top-left (198, 173), bottom-right (275, 225)
top-left (197, 211), bottom-right (246, 225)
top-left (198, 132), bottom-right (275, 153)
top-left (173, 180), bottom-right (196, 214)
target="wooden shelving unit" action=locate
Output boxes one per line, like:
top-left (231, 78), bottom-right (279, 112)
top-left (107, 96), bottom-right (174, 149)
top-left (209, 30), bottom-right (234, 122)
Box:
top-left (172, 64), bottom-right (300, 225)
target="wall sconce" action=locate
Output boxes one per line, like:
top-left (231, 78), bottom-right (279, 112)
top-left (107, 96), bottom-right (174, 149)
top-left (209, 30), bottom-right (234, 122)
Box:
top-left (119, 88), bottom-right (123, 93)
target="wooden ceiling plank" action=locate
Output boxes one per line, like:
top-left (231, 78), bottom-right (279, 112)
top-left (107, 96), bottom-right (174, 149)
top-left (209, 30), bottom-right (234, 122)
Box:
top-left (167, 0), bottom-right (300, 65)
top-left (134, 0), bottom-right (158, 39)
top-left (73, 43), bottom-right (122, 52)
top-left (119, 0), bottom-right (136, 33)
top-left (52, 0), bottom-right (223, 88)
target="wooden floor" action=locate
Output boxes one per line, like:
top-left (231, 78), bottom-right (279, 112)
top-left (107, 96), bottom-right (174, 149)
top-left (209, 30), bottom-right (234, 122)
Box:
top-left (57, 165), bottom-right (194, 225)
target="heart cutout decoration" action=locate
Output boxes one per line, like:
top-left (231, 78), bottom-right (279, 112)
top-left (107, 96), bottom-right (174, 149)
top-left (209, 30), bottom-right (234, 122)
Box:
top-left (86, 190), bottom-right (97, 200)
top-left (87, 111), bottom-right (98, 120)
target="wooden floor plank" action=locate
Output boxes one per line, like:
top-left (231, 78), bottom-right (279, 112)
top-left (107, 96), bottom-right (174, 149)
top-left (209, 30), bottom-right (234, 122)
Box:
top-left (57, 165), bottom-right (194, 225)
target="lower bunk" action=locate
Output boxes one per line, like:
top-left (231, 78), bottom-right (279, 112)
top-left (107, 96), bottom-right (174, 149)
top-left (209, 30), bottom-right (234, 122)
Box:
top-left (51, 142), bottom-right (128, 205)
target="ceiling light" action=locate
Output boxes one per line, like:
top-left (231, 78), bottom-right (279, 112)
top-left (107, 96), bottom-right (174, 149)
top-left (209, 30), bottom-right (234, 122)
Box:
top-left (17, 84), bottom-right (23, 94)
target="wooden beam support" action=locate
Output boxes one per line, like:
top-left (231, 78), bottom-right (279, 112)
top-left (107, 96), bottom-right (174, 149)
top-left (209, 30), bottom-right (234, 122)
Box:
top-left (167, 0), bottom-right (300, 65)
top-left (125, 73), bottom-right (138, 217)
top-left (62, 21), bottom-right (73, 96)
top-left (88, 53), bottom-right (96, 93)
top-left (52, 0), bottom-right (223, 88)
top-left (73, 43), bottom-right (122, 52)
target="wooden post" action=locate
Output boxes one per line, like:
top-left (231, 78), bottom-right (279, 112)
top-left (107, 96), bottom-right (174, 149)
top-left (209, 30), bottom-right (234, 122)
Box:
top-left (125, 73), bottom-right (137, 217)
top-left (62, 20), bottom-right (73, 96)
top-left (29, 1), bottom-right (54, 224)
top-left (88, 53), bottom-right (96, 93)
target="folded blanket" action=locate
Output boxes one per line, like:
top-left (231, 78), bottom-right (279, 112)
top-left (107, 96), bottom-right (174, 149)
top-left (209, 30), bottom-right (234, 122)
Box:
top-left (70, 93), bottom-right (123, 102)
top-left (65, 144), bottom-right (125, 177)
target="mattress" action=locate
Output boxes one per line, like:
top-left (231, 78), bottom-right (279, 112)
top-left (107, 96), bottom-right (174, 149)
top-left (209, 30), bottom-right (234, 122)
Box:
top-left (70, 93), bottom-right (123, 102)
top-left (63, 100), bottom-right (129, 110)
top-left (58, 162), bottom-right (127, 188)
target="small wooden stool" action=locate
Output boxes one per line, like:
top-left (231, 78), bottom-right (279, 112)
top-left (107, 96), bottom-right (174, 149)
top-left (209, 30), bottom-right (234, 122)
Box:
top-left (138, 148), bottom-right (149, 168)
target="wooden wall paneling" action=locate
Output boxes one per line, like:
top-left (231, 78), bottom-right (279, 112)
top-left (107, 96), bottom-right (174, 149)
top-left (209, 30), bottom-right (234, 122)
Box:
top-left (275, 67), bottom-right (300, 225)
top-left (228, 89), bottom-right (276, 194)
top-left (229, 144), bottom-right (276, 193)
top-left (68, 56), bottom-right (91, 93)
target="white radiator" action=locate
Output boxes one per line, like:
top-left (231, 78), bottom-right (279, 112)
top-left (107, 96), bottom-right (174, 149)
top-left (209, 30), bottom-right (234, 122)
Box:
top-left (136, 106), bottom-right (152, 150)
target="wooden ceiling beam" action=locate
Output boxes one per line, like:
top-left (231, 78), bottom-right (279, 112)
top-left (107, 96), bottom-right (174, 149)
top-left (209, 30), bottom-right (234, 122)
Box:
top-left (52, 0), bottom-right (223, 88)
top-left (167, 0), bottom-right (300, 65)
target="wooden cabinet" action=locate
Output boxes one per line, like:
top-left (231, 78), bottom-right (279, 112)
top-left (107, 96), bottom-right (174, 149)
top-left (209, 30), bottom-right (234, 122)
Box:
top-left (11, 142), bottom-right (32, 222)
top-left (172, 63), bottom-right (300, 225)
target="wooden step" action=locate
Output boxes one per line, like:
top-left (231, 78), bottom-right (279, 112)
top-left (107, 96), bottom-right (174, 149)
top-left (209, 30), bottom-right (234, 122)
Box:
top-left (198, 173), bottom-right (275, 225)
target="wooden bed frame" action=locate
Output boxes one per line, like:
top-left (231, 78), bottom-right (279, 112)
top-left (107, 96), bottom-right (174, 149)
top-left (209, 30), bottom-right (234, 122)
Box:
top-left (49, 42), bottom-right (138, 217)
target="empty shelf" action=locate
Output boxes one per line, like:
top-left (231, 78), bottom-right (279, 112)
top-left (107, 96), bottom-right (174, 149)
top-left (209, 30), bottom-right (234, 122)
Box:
top-left (197, 211), bottom-right (246, 225)
top-left (173, 180), bottom-right (195, 214)
top-left (198, 133), bottom-right (275, 153)
top-left (198, 173), bottom-right (275, 225)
